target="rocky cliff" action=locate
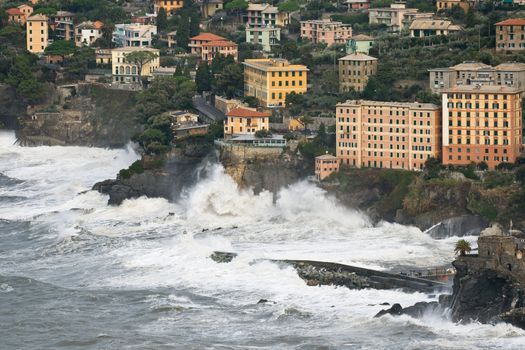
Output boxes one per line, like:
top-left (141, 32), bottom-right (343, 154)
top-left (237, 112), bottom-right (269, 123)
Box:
top-left (17, 84), bottom-right (140, 148)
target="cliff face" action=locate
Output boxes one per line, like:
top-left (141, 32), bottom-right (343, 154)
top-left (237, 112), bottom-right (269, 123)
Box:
top-left (93, 144), bottom-right (215, 205)
top-left (17, 84), bottom-right (140, 148)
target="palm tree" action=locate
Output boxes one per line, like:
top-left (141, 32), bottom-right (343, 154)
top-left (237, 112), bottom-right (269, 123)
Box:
top-left (455, 239), bottom-right (472, 256)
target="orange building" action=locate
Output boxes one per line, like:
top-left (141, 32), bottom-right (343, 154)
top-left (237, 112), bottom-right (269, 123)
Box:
top-left (315, 154), bottom-right (339, 180)
top-left (442, 85), bottom-right (523, 169)
top-left (154, 0), bottom-right (184, 15)
top-left (189, 33), bottom-right (238, 63)
top-left (26, 14), bottom-right (49, 54)
top-left (336, 100), bottom-right (442, 171)
top-left (224, 107), bottom-right (271, 136)
top-left (18, 4), bottom-right (34, 18)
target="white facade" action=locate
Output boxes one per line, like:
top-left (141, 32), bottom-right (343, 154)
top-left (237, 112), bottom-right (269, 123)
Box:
top-left (111, 47), bottom-right (160, 85)
top-left (75, 21), bottom-right (103, 47)
top-left (245, 26), bottom-right (281, 52)
top-left (113, 24), bottom-right (157, 48)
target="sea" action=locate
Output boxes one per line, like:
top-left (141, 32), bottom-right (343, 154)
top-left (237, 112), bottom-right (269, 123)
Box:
top-left (1, 130), bottom-right (524, 349)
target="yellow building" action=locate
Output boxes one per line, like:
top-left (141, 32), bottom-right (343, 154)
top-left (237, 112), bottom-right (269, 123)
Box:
top-left (154, 0), bottom-right (184, 15)
top-left (242, 58), bottom-right (308, 108)
top-left (26, 14), bottom-right (48, 54)
top-left (224, 107), bottom-right (271, 136)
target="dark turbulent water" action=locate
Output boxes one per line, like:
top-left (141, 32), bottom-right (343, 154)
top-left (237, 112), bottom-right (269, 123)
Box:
top-left (1, 130), bottom-right (525, 350)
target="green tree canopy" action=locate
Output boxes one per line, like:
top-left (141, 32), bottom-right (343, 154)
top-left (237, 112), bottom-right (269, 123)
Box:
top-left (224, 0), bottom-right (248, 11)
top-left (455, 239), bottom-right (472, 256)
top-left (157, 7), bottom-right (168, 32)
top-left (44, 40), bottom-right (77, 57)
top-left (195, 61), bottom-right (212, 93)
top-left (124, 50), bottom-right (159, 86)
top-left (278, 0), bottom-right (300, 12)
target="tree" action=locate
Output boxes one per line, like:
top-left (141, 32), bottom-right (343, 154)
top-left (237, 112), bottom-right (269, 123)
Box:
top-left (5, 56), bottom-right (46, 103)
top-left (213, 61), bottom-right (243, 98)
top-left (478, 161), bottom-right (488, 171)
top-left (243, 96), bottom-right (258, 108)
top-left (176, 14), bottom-right (190, 50)
top-left (157, 8), bottom-right (168, 32)
top-left (195, 61), bottom-right (212, 93)
top-left (124, 50), bottom-right (159, 86)
top-left (44, 40), bottom-right (77, 59)
top-left (278, 0), bottom-right (299, 12)
top-left (516, 166), bottom-right (525, 185)
top-left (300, 115), bottom-right (313, 131)
top-left (455, 239), bottom-right (471, 256)
top-left (225, 0), bottom-right (248, 20)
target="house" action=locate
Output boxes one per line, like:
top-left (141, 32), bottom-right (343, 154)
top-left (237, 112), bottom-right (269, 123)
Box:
top-left (345, 0), bottom-right (370, 11)
top-left (246, 26), bottom-right (281, 52)
top-left (95, 49), bottom-right (112, 66)
top-left (436, 0), bottom-right (472, 13)
top-left (428, 62), bottom-right (525, 93)
top-left (495, 18), bottom-right (525, 52)
top-left (75, 21), bottom-right (104, 47)
top-left (242, 58), bottom-right (309, 107)
top-left (7, 8), bottom-right (26, 25)
top-left (338, 53), bottom-right (378, 92)
top-left (300, 19), bottom-right (353, 46)
top-left (315, 154), bottom-right (339, 181)
top-left (17, 4), bottom-right (34, 18)
top-left (409, 19), bottom-right (461, 37)
top-left (214, 96), bottom-right (247, 114)
top-left (153, 0), bottom-right (184, 15)
top-left (442, 85), bottom-right (523, 169)
top-left (246, 3), bottom-right (289, 28)
top-left (152, 66), bottom-right (177, 78)
top-left (112, 24), bottom-right (157, 48)
top-left (26, 14), bottom-right (48, 54)
top-left (224, 107), bottom-right (270, 136)
top-left (168, 111), bottom-right (209, 139)
top-left (111, 47), bottom-right (160, 85)
top-left (199, 0), bottom-right (224, 18)
top-left (346, 34), bottom-right (375, 54)
top-left (189, 33), bottom-right (237, 63)
top-left (336, 100), bottom-right (442, 170)
top-left (369, 2), bottom-right (428, 32)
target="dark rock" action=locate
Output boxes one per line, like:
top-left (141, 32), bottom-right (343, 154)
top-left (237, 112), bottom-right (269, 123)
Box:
top-left (210, 251), bottom-right (237, 263)
top-left (424, 215), bottom-right (489, 239)
top-left (379, 302), bottom-right (390, 306)
top-left (375, 303), bottom-right (403, 318)
top-left (257, 299), bottom-right (269, 304)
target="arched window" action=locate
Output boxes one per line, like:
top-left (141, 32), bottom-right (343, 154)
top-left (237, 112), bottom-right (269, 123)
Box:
top-left (115, 66), bottom-right (119, 74)
top-left (132, 66), bottom-right (137, 75)
top-left (126, 66), bottom-right (130, 75)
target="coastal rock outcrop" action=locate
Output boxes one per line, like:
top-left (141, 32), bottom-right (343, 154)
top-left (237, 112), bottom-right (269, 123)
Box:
top-left (424, 215), bottom-right (489, 239)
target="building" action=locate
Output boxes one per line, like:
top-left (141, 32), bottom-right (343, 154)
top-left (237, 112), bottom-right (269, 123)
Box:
top-left (111, 47), bottom-right (160, 84)
top-left (7, 8), bottom-right (26, 25)
top-left (442, 85), bottom-right (523, 169)
top-left (346, 34), bottom-right (375, 54)
top-left (95, 49), bottom-right (112, 66)
top-left (113, 24), bottom-right (157, 48)
top-left (199, 0), bottom-right (224, 18)
top-left (224, 107), bottom-right (271, 136)
top-left (315, 154), bottom-right (340, 181)
top-left (131, 13), bottom-right (157, 25)
top-left (167, 111), bottom-right (209, 139)
top-left (75, 21), bottom-right (104, 47)
top-left (495, 19), bottom-right (525, 52)
top-left (153, 0), bottom-right (184, 15)
top-left (436, 0), bottom-right (471, 13)
top-left (409, 19), bottom-right (461, 37)
top-left (300, 20), bottom-right (352, 46)
top-left (18, 4), bottom-right (34, 17)
top-left (201, 40), bottom-right (238, 63)
top-left (189, 33), bottom-right (237, 62)
top-left (369, 3), bottom-right (426, 32)
top-left (336, 100), bottom-right (442, 171)
top-left (338, 53), bottom-right (378, 92)
top-left (214, 96), bottom-right (247, 114)
top-left (345, 0), bottom-right (370, 11)
top-left (246, 26), bottom-right (281, 52)
top-left (246, 3), bottom-right (289, 28)
top-left (242, 58), bottom-right (309, 107)
top-left (428, 62), bottom-right (525, 93)
top-left (50, 11), bottom-right (75, 41)
top-left (152, 66), bottom-right (177, 78)
top-left (26, 14), bottom-right (48, 54)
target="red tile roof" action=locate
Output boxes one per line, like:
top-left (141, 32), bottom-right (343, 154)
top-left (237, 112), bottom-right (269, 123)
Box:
top-left (227, 107), bottom-right (271, 118)
top-left (496, 18), bottom-right (525, 26)
top-left (7, 8), bottom-right (24, 16)
top-left (202, 40), bottom-right (237, 48)
top-left (190, 32), bottom-right (227, 41)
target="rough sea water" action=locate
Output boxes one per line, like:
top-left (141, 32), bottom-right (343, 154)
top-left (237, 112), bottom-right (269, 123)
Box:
top-left (1, 130), bottom-right (525, 349)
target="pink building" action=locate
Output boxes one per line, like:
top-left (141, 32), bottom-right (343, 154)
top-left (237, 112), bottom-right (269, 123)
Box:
top-left (189, 33), bottom-right (238, 63)
top-left (300, 20), bottom-right (352, 46)
top-left (346, 0), bottom-right (370, 10)
top-left (201, 40), bottom-right (238, 63)
top-left (315, 154), bottom-right (340, 181)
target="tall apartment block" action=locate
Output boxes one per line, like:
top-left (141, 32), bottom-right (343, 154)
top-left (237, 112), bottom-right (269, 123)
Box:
top-left (243, 58), bottom-right (308, 107)
top-left (336, 100), bottom-right (442, 171)
top-left (338, 53), bottom-right (378, 92)
top-left (442, 86), bottom-right (523, 169)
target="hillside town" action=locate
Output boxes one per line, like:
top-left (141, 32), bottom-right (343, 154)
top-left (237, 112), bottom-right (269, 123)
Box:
top-left (5, 0), bottom-right (525, 345)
